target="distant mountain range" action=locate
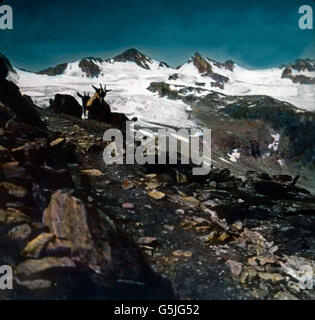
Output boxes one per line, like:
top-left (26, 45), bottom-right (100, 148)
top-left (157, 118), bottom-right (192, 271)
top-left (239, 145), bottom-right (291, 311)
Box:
top-left (35, 48), bottom-right (315, 86)
top-left (1, 49), bottom-right (315, 190)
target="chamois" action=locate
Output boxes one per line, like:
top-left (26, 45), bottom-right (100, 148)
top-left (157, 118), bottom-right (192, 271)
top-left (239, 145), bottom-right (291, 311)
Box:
top-left (77, 92), bottom-right (90, 119)
top-left (86, 84), bottom-right (112, 122)
top-left (79, 84), bottom-right (137, 128)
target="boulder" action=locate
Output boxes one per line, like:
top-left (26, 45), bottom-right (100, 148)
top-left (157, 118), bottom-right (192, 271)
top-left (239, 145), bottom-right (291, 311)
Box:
top-left (8, 224), bottom-right (32, 242)
top-left (42, 190), bottom-right (151, 280)
top-left (0, 208), bottom-right (30, 226)
top-left (16, 257), bottom-right (76, 279)
top-left (49, 94), bottom-right (82, 118)
top-left (21, 233), bottom-right (55, 258)
top-left (42, 190), bottom-right (96, 262)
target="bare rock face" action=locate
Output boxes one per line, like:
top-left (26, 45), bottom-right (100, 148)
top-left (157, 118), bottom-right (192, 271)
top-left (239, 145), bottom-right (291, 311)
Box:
top-left (0, 55), bottom-right (9, 79)
top-left (211, 72), bottom-right (229, 84)
top-left (0, 52), bottom-right (16, 75)
top-left (281, 59), bottom-right (315, 85)
top-left (0, 56), bottom-right (47, 129)
top-left (113, 48), bottom-right (153, 70)
top-left (224, 60), bottom-right (235, 72)
top-left (191, 53), bottom-right (230, 88)
top-left (159, 61), bottom-right (171, 68)
top-left (79, 58), bottom-right (101, 78)
top-left (38, 63), bottom-right (68, 76)
top-left (291, 58), bottom-right (315, 72)
top-left (208, 57), bottom-right (235, 72)
top-left (192, 52), bottom-right (213, 74)
top-left (49, 94), bottom-right (83, 118)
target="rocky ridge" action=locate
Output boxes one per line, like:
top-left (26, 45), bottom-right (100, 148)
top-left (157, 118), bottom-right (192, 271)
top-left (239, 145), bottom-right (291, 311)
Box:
top-left (147, 82), bottom-right (315, 191)
top-left (281, 59), bottom-right (315, 85)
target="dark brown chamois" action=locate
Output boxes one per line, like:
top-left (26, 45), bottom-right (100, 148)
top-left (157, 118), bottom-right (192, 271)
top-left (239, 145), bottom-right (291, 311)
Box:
top-left (77, 92), bottom-right (90, 119)
top-left (86, 84), bottom-right (112, 122)
top-left (83, 84), bottom-right (137, 127)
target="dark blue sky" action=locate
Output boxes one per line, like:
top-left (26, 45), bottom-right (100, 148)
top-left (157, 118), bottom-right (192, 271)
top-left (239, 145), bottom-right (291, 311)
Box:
top-left (0, 0), bottom-right (314, 71)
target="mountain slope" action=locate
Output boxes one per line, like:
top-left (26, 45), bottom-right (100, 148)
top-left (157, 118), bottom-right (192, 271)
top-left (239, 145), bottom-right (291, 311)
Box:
top-left (15, 50), bottom-right (315, 111)
top-left (110, 48), bottom-right (154, 70)
top-left (12, 50), bottom-right (315, 183)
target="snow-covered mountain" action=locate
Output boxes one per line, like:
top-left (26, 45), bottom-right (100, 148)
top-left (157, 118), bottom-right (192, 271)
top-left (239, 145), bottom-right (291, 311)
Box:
top-left (15, 49), bottom-right (315, 121)
top-left (2, 49), bottom-right (315, 189)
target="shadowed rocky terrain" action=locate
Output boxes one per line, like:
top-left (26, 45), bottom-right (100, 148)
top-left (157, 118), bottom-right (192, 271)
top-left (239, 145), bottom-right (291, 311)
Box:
top-left (1, 54), bottom-right (315, 300)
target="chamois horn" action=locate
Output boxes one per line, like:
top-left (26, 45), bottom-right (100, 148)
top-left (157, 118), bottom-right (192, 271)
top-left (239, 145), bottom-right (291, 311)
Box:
top-left (105, 85), bottom-right (112, 93)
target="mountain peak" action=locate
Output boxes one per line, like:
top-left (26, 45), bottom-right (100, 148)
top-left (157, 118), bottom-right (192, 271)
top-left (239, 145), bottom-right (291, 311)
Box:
top-left (191, 52), bottom-right (213, 74)
top-left (121, 48), bottom-right (143, 56)
top-left (194, 52), bottom-right (203, 58)
top-left (113, 48), bottom-right (153, 70)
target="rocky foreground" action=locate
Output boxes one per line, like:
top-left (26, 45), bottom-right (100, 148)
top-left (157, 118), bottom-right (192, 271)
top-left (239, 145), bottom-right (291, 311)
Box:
top-left (1, 57), bottom-right (315, 300)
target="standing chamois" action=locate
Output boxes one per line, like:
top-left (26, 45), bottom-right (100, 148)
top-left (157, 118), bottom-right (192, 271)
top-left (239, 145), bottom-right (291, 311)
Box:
top-left (77, 84), bottom-right (137, 128)
top-left (86, 84), bottom-right (112, 122)
top-left (77, 92), bottom-right (90, 119)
